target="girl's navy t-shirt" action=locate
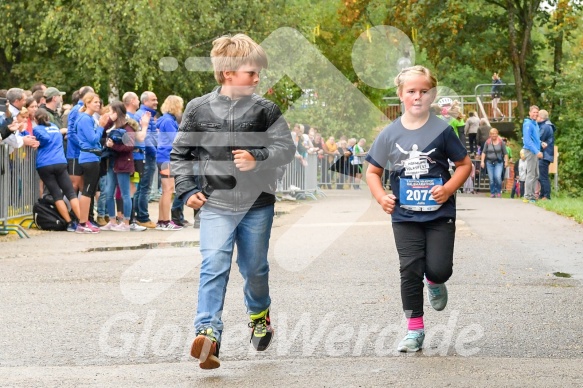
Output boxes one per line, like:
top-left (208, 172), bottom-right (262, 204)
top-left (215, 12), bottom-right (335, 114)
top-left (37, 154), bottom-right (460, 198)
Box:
top-left (366, 113), bottom-right (467, 222)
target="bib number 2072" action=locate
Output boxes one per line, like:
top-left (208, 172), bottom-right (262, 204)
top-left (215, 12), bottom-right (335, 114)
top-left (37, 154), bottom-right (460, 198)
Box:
top-left (406, 189), bottom-right (433, 202)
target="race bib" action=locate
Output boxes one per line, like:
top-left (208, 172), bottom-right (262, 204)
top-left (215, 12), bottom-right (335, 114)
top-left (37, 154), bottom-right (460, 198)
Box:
top-left (399, 178), bottom-right (443, 211)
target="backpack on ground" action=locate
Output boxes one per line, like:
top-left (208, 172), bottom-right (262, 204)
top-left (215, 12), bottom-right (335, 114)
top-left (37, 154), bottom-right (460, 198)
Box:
top-left (33, 198), bottom-right (67, 231)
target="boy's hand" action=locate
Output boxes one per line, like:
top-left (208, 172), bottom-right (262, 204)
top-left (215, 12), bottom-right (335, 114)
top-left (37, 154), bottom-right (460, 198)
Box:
top-left (232, 149), bottom-right (256, 171)
top-left (185, 192), bottom-right (207, 210)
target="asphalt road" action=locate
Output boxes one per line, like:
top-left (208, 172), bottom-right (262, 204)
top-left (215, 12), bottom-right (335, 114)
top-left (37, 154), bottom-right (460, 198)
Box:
top-left (1, 190), bottom-right (582, 387)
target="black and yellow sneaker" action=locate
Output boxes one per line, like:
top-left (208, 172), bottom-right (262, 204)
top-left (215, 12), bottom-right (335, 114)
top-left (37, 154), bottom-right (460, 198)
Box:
top-left (248, 308), bottom-right (274, 351)
top-left (190, 327), bottom-right (220, 369)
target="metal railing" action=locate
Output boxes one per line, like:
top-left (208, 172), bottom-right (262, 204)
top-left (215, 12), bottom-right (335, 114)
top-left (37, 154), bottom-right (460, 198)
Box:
top-left (382, 92), bottom-right (518, 122)
top-left (279, 153), bottom-right (326, 200)
top-left (0, 144), bottom-right (39, 238)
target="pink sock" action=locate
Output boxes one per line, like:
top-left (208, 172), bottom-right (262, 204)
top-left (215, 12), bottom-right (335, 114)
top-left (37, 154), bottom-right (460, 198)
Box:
top-left (408, 316), bottom-right (424, 331)
top-left (426, 278), bottom-right (436, 285)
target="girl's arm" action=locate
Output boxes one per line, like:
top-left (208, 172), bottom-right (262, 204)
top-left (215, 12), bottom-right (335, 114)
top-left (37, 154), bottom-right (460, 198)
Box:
top-left (366, 164), bottom-right (396, 214)
top-left (432, 156), bottom-right (472, 204)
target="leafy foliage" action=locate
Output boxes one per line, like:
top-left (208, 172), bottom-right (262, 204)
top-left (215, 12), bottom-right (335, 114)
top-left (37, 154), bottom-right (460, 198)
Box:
top-left (1, 0), bottom-right (581, 189)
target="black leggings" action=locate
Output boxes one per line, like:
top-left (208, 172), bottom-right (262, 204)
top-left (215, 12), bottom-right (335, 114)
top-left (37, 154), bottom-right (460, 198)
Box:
top-left (468, 134), bottom-right (477, 154)
top-left (392, 218), bottom-right (456, 318)
top-left (80, 161), bottom-right (100, 197)
top-left (37, 163), bottom-right (76, 201)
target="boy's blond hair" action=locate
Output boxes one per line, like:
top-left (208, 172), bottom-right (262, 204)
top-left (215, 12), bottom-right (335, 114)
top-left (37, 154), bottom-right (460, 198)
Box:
top-left (211, 34), bottom-right (268, 84)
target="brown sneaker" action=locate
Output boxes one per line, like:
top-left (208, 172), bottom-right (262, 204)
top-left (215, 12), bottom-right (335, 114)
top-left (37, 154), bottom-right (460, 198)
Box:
top-left (191, 327), bottom-right (220, 369)
top-left (95, 216), bottom-right (108, 227)
top-left (136, 220), bottom-right (156, 229)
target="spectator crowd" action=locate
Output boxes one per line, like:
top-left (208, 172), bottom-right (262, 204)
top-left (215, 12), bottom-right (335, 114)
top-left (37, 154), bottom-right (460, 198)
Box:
top-left (0, 79), bottom-right (557, 236)
top-left (1, 84), bottom-right (193, 233)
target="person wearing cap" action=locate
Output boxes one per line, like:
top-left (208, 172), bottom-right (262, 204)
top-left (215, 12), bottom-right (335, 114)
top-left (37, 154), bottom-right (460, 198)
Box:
top-left (41, 87), bottom-right (66, 129)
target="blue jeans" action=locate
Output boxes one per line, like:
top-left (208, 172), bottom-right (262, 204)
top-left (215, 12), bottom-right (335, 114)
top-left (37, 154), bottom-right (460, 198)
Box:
top-left (539, 159), bottom-right (551, 199)
top-left (135, 153), bottom-right (156, 222)
top-left (194, 204), bottom-right (274, 341)
top-left (171, 194), bottom-right (184, 212)
top-left (486, 160), bottom-right (503, 195)
top-left (106, 165), bottom-right (132, 220)
top-left (97, 175), bottom-right (108, 216)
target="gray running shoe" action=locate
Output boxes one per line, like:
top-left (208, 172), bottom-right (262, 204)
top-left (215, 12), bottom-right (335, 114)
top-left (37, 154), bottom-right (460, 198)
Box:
top-left (397, 330), bottom-right (425, 352)
top-left (426, 279), bottom-right (448, 311)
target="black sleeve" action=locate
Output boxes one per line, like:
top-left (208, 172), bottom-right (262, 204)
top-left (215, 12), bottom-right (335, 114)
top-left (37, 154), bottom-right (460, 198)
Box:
top-left (248, 104), bottom-right (296, 170)
top-left (0, 116), bottom-right (14, 140)
top-left (171, 100), bottom-right (201, 200)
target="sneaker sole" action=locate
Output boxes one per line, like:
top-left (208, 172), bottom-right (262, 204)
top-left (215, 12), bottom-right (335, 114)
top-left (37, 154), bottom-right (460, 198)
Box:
top-left (397, 345), bottom-right (422, 353)
top-left (251, 329), bottom-right (274, 352)
top-left (191, 336), bottom-right (220, 369)
top-left (75, 229), bottom-right (99, 234)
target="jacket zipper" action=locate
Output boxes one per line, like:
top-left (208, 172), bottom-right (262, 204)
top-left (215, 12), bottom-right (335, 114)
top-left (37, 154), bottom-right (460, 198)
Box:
top-left (229, 101), bottom-right (238, 211)
top-left (200, 156), bottom-right (209, 198)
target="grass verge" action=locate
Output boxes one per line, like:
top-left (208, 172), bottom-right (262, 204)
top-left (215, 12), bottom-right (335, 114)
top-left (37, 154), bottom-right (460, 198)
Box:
top-left (536, 195), bottom-right (583, 224)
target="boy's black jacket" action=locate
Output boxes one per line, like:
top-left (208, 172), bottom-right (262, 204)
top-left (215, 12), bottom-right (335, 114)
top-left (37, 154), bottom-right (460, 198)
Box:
top-left (171, 89), bottom-right (295, 212)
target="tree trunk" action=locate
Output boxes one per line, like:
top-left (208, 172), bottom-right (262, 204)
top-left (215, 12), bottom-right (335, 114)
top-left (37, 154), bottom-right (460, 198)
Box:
top-left (507, 2), bottom-right (525, 119)
top-left (551, 0), bottom-right (567, 116)
top-left (518, 0), bottom-right (541, 107)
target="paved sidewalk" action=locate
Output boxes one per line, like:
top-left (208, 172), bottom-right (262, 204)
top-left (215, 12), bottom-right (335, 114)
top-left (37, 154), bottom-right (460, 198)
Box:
top-left (0, 191), bottom-right (582, 387)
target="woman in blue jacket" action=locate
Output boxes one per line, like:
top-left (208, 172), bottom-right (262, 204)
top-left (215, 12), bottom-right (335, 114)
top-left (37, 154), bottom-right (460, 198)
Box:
top-left (75, 92), bottom-right (110, 233)
top-left (155, 95), bottom-right (184, 230)
top-left (33, 109), bottom-right (80, 231)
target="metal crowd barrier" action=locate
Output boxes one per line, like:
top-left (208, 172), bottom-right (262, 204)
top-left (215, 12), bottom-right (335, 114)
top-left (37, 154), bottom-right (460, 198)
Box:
top-left (279, 153), bottom-right (327, 200)
top-left (278, 152), bottom-right (368, 200)
top-left (0, 144), bottom-right (39, 238)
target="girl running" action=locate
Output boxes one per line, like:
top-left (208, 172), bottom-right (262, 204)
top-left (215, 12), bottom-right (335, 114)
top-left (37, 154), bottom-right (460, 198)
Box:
top-left (366, 66), bottom-right (472, 352)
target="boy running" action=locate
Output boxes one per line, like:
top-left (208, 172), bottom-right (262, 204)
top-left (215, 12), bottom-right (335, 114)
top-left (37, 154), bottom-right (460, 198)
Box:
top-left (171, 33), bottom-right (296, 369)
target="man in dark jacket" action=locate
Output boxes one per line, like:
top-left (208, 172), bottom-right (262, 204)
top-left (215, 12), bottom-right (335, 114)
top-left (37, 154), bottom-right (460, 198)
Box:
top-left (41, 87), bottom-right (66, 128)
top-left (537, 109), bottom-right (556, 200)
top-left (1, 97), bottom-right (14, 140)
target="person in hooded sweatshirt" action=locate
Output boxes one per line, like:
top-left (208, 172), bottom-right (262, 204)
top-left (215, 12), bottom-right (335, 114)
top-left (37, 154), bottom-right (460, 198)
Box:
top-left (537, 109), bottom-right (556, 200)
top-left (33, 109), bottom-right (81, 231)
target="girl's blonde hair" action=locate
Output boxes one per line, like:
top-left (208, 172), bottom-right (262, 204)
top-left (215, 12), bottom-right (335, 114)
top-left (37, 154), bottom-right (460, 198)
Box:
top-left (394, 65), bottom-right (438, 94)
top-left (161, 95), bottom-right (184, 116)
top-left (211, 34), bottom-right (268, 84)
